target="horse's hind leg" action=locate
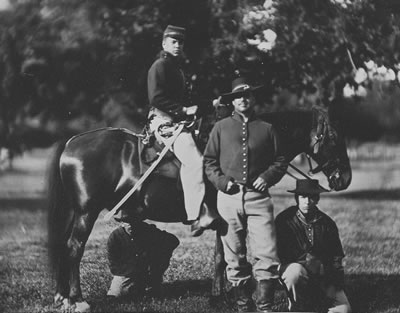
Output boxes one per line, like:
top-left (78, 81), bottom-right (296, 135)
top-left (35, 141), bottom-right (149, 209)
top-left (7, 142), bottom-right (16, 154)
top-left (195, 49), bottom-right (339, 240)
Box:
top-left (54, 246), bottom-right (71, 305)
top-left (65, 209), bottom-right (99, 312)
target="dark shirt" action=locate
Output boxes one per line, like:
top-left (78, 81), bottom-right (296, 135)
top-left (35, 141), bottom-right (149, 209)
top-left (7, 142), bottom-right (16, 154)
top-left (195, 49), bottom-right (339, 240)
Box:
top-left (275, 206), bottom-right (345, 288)
top-left (203, 111), bottom-right (287, 192)
top-left (147, 51), bottom-right (187, 121)
top-left (107, 222), bottom-right (179, 277)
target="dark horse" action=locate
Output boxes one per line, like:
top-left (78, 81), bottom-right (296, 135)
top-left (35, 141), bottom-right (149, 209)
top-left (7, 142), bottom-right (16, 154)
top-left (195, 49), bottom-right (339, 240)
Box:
top-left (47, 105), bottom-right (351, 312)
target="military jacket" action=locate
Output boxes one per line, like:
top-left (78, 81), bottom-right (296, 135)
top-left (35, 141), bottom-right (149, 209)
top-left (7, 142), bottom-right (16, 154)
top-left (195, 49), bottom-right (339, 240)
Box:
top-left (203, 111), bottom-right (288, 192)
top-left (147, 51), bottom-right (187, 121)
top-left (107, 222), bottom-right (179, 277)
top-left (275, 206), bottom-right (345, 288)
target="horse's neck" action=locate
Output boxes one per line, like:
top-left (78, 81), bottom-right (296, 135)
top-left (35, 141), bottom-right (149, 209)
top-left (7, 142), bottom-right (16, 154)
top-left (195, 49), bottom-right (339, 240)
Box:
top-left (260, 111), bottom-right (314, 161)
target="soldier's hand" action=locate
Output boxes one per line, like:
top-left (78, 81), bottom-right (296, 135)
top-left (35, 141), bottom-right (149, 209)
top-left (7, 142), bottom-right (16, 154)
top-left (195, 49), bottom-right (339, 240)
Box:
top-left (225, 181), bottom-right (240, 195)
top-left (281, 263), bottom-right (309, 285)
top-left (253, 177), bottom-right (267, 192)
top-left (184, 105), bottom-right (198, 115)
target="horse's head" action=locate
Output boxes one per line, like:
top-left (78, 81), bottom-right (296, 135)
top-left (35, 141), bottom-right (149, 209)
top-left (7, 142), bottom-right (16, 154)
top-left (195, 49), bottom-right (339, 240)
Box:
top-left (308, 107), bottom-right (352, 191)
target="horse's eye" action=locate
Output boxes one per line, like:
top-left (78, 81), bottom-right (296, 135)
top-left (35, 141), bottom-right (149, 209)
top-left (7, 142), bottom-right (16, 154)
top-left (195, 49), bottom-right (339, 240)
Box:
top-left (328, 131), bottom-right (337, 141)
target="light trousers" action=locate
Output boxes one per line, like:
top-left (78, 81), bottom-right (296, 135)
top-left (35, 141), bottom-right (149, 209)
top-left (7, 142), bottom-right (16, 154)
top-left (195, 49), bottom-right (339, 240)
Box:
top-left (281, 263), bottom-right (352, 313)
top-left (107, 276), bottom-right (135, 297)
top-left (217, 187), bottom-right (279, 286)
top-left (149, 111), bottom-right (204, 220)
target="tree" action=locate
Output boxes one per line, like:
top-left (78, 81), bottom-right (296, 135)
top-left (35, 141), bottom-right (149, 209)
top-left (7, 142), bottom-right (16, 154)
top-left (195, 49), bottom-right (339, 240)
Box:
top-left (1, 0), bottom-right (400, 146)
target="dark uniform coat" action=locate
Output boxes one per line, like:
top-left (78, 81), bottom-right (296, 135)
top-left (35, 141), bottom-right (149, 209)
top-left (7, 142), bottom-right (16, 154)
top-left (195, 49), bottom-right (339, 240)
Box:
top-left (275, 206), bottom-right (345, 288)
top-left (107, 222), bottom-right (179, 280)
top-left (147, 51), bottom-right (187, 122)
top-left (203, 111), bottom-right (288, 192)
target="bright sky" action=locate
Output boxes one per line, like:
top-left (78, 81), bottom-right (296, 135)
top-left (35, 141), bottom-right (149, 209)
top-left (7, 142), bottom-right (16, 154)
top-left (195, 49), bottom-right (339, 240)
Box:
top-left (0, 0), bottom-right (11, 11)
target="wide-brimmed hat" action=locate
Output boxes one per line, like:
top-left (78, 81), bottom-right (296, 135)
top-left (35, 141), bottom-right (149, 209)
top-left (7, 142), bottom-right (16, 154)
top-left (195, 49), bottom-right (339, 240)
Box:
top-left (287, 179), bottom-right (327, 195)
top-left (163, 25), bottom-right (186, 40)
top-left (220, 77), bottom-right (264, 104)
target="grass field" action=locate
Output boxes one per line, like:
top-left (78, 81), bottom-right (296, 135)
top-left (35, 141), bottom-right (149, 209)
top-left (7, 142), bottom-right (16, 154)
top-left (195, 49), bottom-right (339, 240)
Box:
top-left (0, 148), bottom-right (399, 313)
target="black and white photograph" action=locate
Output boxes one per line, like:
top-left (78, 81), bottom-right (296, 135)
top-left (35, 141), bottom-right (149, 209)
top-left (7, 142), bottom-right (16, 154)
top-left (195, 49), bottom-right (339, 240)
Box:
top-left (0, 0), bottom-right (399, 312)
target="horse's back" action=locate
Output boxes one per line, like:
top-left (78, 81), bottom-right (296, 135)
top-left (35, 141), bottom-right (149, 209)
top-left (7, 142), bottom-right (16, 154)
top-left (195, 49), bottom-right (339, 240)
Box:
top-left (59, 128), bottom-right (141, 209)
top-left (58, 127), bottom-right (187, 221)
top-left (64, 128), bottom-right (136, 156)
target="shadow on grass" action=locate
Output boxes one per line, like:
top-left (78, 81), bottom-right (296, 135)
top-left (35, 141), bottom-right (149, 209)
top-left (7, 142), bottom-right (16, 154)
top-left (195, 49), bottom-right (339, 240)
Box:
top-left (275, 189), bottom-right (400, 201)
top-left (0, 197), bottom-right (46, 210)
top-left (0, 167), bottom-right (45, 175)
top-left (161, 274), bottom-right (400, 313)
top-left (91, 279), bottom-right (288, 313)
top-left (330, 189), bottom-right (400, 200)
top-left (163, 279), bottom-right (213, 297)
top-left (347, 274), bottom-right (400, 313)
top-left (88, 274), bottom-right (400, 313)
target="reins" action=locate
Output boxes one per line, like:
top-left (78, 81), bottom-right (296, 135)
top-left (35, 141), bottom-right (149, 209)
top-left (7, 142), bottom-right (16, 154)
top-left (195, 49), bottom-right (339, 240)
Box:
top-left (286, 109), bottom-right (332, 192)
top-left (286, 162), bottom-right (331, 192)
top-left (104, 122), bottom-right (186, 221)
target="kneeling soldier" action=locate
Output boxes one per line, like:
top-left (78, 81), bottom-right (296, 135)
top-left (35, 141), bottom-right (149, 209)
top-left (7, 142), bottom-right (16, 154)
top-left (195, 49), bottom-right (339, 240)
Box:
top-left (275, 179), bottom-right (352, 313)
top-left (107, 211), bottom-right (179, 299)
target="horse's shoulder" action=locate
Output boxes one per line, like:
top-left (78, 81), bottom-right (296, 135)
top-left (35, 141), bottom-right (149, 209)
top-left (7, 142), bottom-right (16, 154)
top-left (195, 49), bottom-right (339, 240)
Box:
top-left (257, 118), bottom-right (273, 127)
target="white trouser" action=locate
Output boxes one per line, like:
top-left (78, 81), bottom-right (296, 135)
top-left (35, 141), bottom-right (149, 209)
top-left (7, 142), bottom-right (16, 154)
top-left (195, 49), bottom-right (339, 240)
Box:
top-left (148, 110), bottom-right (205, 220)
top-left (281, 263), bottom-right (352, 313)
top-left (217, 188), bottom-right (279, 286)
top-left (107, 276), bottom-right (135, 297)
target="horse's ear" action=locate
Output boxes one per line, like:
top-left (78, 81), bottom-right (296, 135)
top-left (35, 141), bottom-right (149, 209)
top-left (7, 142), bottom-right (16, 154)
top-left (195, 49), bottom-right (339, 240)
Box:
top-left (311, 136), bottom-right (321, 154)
top-left (327, 98), bottom-right (343, 123)
top-left (310, 128), bottom-right (321, 154)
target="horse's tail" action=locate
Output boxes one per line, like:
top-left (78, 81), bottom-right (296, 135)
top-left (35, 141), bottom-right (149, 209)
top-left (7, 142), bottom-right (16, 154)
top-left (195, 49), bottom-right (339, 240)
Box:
top-left (47, 139), bottom-right (73, 274)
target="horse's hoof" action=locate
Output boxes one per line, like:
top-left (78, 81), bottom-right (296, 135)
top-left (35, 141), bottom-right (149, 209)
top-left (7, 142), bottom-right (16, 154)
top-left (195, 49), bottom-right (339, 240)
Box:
top-left (54, 293), bottom-right (65, 307)
top-left (74, 301), bottom-right (91, 313)
top-left (61, 298), bottom-right (73, 313)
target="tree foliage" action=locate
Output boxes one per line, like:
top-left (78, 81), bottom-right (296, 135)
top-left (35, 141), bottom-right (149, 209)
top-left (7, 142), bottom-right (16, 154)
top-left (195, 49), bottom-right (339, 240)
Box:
top-left (0, 0), bottom-right (400, 148)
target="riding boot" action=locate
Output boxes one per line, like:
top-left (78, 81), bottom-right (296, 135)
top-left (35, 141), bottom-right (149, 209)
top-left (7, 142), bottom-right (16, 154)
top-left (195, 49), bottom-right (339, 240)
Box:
top-left (198, 202), bottom-right (221, 229)
top-left (255, 280), bottom-right (276, 312)
top-left (190, 219), bottom-right (205, 237)
top-left (190, 202), bottom-right (221, 236)
top-left (234, 282), bottom-right (255, 312)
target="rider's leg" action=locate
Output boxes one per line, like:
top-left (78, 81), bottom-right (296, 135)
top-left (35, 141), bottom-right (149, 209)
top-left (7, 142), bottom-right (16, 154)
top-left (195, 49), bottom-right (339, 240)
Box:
top-left (173, 131), bottom-right (205, 221)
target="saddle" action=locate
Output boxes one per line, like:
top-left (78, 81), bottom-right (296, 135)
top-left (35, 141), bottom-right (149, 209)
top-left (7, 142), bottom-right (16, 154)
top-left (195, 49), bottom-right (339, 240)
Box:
top-left (138, 124), bottom-right (181, 179)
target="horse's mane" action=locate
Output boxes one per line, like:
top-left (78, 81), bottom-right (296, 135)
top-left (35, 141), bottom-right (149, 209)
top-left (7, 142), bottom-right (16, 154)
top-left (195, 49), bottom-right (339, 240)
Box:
top-left (258, 109), bottom-right (326, 161)
top-left (259, 110), bottom-right (314, 128)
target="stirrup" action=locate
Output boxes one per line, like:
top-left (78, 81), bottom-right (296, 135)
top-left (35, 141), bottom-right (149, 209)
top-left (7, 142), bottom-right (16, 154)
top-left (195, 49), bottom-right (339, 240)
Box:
top-left (141, 124), bottom-right (153, 145)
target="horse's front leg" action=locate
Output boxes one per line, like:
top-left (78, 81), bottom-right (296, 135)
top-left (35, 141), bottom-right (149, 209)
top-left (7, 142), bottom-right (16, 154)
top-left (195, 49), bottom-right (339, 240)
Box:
top-left (211, 229), bottom-right (232, 307)
top-left (65, 210), bottom-right (98, 312)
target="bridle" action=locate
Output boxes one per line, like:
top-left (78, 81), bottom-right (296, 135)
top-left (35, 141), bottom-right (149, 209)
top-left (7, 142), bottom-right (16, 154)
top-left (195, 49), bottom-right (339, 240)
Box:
top-left (286, 109), bottom-right (340, 192)
top-left (286, 162), bottom-right (332, 192)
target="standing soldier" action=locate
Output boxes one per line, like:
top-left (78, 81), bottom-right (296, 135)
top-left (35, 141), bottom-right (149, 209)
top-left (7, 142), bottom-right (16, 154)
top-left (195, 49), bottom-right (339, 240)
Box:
top-left (204, 77), bottom-right (288, 312)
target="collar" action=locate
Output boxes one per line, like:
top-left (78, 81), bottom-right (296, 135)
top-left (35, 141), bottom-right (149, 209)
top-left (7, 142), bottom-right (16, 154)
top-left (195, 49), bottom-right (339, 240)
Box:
top-left (231, 110), bottom-right (257, 123)
top-left (160, 51), bottom-right (183, 65)
top-left (295, 207), bottom-right (322, 225)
